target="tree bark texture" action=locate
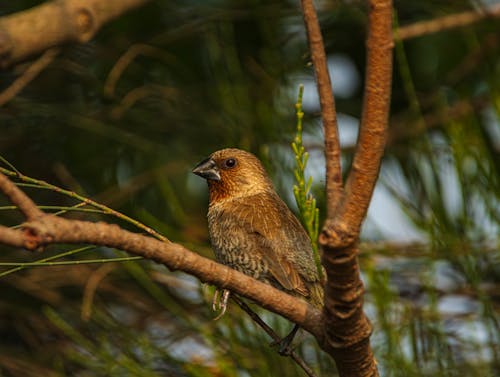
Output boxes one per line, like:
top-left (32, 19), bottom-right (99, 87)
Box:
top-left (0, 0), bottom-right (150, 68)
top-left (300, 0), bottom-right (343, 217)
top-left (303, 0), bottom-right (393, 376)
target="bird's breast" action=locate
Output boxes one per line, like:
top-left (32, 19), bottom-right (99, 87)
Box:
top-left (207, 206), bottom-right (269, 280)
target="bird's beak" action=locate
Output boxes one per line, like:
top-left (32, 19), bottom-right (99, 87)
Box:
top-left (192, 158), bottom-right (221, 181)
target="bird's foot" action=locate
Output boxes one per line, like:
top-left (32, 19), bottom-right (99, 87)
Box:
top-left (270, 324), bottom-right (300, 356)
top-left (212, 289), bottom-right (230, 320)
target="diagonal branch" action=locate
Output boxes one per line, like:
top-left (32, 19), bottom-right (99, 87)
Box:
top-left (0, 173), bottom-right (43, 220)
top-left (396, 3), bottom-right (500, 41)
top-left (300, 0), bottom-right (343, 218)
top-left (0, 171), bottom-right (324, 343)
top-left (232, 296), bottom-right (317, 377)
top-left (0, 48), bottom-right (60, 106)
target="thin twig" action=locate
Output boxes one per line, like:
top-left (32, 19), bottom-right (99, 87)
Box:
top-left (300, 0), bottom-right (343, 218)
top-left (396, 3), bottom-right (500, 40)
top-left (0, 48), bottom-right (60, 106)
top-left (82, 263), bottom-right (117, 321)
top-left (0, 256), bottom-right (142, 266)
top-left (0, 246), bottom-right (94, 278)
top-left (0, 167), bottom-right (168, 242)
top-left (110, 84), bottom-right (177, 120)
top-left (104, 44), bottom-right (177, 98)
top-left (231, 296), bottom-right (317, 377)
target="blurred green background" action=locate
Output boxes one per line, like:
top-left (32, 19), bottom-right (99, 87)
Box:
top-left (0, 0), bottom-right (499, 376)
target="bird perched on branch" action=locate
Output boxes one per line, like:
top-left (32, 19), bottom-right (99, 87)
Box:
top-left (192, 148), bottom-right (323, 351)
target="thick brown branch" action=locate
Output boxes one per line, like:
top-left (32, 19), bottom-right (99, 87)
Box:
top-left (316, 1), bottom-right (393, 376)
top-left (330, 0), bottom-right (393, 244)
top-left (300, 0), bottom-right (343, 217)
top-left (0, 173), bottom-right (43, 220)
top-left (0, 175), bottom-right (323, 343)
top-left (321, 245), bottom-right (376, 377)
top-left (0, 0), bottom-right (151, 68)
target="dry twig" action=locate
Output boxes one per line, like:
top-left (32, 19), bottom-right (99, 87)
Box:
top-left (396, 3), bottom-right (500, 40)
top-left (0, 48), bottom-right (59, 106)
top-left (232, 296), bottom-right (317, 377)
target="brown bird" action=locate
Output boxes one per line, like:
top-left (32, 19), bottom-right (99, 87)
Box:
top-left (192, 148), bottom-right (323, 351)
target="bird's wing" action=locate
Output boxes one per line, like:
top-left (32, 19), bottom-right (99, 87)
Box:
top-left (258, 239), bottom-right (309, 297)
top-left (232, 193), bottom-right (311, 298)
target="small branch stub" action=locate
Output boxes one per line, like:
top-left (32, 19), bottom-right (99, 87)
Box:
top-left (74, 7), bottom-right (95, 41)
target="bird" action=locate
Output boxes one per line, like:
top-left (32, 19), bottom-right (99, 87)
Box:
top-left (192, 148), bottom-right (323, 352)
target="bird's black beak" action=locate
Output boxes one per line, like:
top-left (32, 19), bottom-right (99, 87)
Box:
top-left (192, 157), bottom-right (221, 181)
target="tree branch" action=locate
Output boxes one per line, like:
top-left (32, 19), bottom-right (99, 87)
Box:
top-left (0, 48), bottom-right (60, 106)
top-left (0, 171), bottom-right (324, 344)
top-left (0, 172), bottom-right (43, 220)
top-left (396, 3), bottom-right (500, 41)
top-left (300, 0), bottom-right (343, 217)
top-left (312, 0), bottom-right (393, 376)
top-left (330, 0), bottom-right (394, 243)
top-left (0, 0), bottom-right (151, 68)
top-left (0, 2), bottom-right (396, 376)
top-left (232, 296), bottom-right (317, 377)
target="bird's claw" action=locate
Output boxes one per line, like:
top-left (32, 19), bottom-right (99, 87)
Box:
top-left (212, 289), bottom-right (230, 320)
top-left (212, 289), bottom-right (220, 312)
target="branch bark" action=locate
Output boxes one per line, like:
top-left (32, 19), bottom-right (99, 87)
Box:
top-left (0, 173), bottom-right (43, 220)
top-left (334, 0), bottom-right (393, 239)
top-left (0, 171), bottom-right (324, 343)
top-left (300, 0), bottom-right (343, 217)
top-left (302, 0), bottom-right (393, 376)
top-left (0, 0), bottom-right (151, 68)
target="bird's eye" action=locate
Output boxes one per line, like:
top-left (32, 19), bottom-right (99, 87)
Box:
top-left (223, 158), bottom-right (237, 169)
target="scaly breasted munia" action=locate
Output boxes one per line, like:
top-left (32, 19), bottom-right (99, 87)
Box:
top-left (192, 148), bottom-right (323, 317)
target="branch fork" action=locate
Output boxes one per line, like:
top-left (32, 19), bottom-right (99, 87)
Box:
top-left (0, 0), bottom-right (394, 376)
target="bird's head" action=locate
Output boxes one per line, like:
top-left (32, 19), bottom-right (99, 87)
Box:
top-left (192, 148), bottom-right (274, 203)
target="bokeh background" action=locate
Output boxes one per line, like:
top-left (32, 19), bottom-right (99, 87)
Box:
top-left (0, 0), bottom-right (499, 376)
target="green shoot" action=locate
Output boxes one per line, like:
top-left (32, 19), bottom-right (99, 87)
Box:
top-left (291, 84), bottom-right (323, 281)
